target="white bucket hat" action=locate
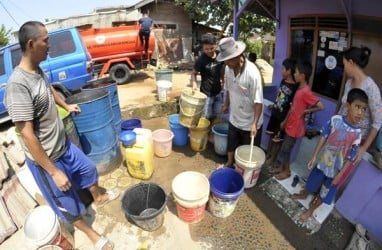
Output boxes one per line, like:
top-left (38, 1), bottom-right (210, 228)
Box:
top-left (216, 37), bottom-right (246, 62)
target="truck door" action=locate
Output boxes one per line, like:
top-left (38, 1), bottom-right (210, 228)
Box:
top-left (42, 29), bottom-right (91, 92)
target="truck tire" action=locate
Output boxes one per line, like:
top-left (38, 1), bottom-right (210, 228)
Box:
top-left (109, 63), bottom-right (131, 84)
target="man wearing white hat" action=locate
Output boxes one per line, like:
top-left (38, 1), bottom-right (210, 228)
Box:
top-left (217, 37), bottom-right (264, 168)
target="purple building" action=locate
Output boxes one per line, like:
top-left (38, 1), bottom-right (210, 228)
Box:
top-left (234, 0), bottom-right (382, 241)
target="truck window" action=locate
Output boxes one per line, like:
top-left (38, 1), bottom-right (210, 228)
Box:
top-left (0, 52), bottom-right (5, 76)
top-left (49, 31), bottom-right (75, 58)
top-left (11, 47), bottom-right (22, 69)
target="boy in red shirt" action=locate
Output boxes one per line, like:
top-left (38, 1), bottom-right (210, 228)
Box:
top-left (272, 61), bottom-right (325, 180)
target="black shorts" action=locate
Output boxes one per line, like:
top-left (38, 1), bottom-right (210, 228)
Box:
top-left (227, 122), bottom-right (262, 152)
top-left (266, 115), bottom-right (283, 135)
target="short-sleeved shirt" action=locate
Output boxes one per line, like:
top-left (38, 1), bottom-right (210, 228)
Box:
top-left (271, 79), bottom-right (298, 120)
top-left (284, 85), bottom-right (319, 138)
top-left (338, 77), bottom-right (382, 138)
top-left (194, 52), bottom-right (223, 97)
top-left (139, 16), bottom-right (153, 32)
top-left (224, 59), bottom-right (263, 131)
top-left (316, 115), bottom-right (362, 178)
top-left (4, 67), bottom-right (66, 161)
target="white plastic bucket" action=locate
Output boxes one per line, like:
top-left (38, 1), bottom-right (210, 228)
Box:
top-left (152, 129), bottom-right (174, 157)
top-left (172, 171), bottom-right (210, 223)
top-left (156, 80), bottom-right (172, 102)
top-left (23, 206), bottom-right (73, 249)
top-left (234, 145), bottom-right (266, 188)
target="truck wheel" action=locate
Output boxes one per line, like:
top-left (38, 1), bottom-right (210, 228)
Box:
top-left (110, 64), bottom-right (131, 84)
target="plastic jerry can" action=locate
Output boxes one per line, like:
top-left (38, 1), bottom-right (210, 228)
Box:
top-left (124, 128), bottom-right (154, 179)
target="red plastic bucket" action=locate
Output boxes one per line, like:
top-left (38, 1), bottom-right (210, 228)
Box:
top-left (175, 203), bottom-right (206, 224)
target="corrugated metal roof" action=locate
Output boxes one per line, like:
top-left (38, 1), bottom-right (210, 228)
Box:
top-left (94, 0), bottom-right (155, 12)
top-left (245, 0), bottom-right (276, 19)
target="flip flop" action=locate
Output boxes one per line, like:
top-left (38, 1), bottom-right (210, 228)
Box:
top-left (94, 236), bottom-right (114, 250)
top-left (216, 164), bottom-right (234, 170)
top-left (96, 189), bottom-right (120, 208)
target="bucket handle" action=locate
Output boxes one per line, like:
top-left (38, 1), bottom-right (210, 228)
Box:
top-left (178, 98), bottom-right (203, 116)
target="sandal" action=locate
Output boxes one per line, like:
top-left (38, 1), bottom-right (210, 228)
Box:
top-left (96, 189), bottom-right (120, 208)
top-left (216, 164), bottom-right (234, 170)
top-left (94, 236), bottom-right (114, 250)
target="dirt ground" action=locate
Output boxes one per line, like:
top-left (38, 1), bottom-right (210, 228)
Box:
top-left (0, 68), bottom-right (355, 250)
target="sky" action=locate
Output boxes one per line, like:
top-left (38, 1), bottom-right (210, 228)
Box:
top-left (0, 0), bottom-right (132, 32)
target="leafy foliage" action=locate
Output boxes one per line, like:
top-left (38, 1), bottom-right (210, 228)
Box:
top-left (174, 0), bottom-right (275, 40)
top-left (0, 24), bottom-right (12, 47)
top-left (175, 0), bottom-right (233, 32)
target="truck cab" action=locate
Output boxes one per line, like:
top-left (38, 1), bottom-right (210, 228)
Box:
top-left (0, 27), bottom-right (93, 123)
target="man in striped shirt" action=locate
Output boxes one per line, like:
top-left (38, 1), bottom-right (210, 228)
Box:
top-left (4, 21), bottom-right (117, 250)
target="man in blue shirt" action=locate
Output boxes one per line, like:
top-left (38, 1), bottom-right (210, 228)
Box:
top-left (139, 12), bottom-right (153, 56)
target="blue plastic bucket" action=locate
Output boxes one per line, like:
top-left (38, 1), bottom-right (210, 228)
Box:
top-left (212, 123), bottom-right (228, 156)
top-left (82, 78), bottom-right (122, 135)
top-left (121, 118), bottom-right (142, 131)
top-left (169, 114), bottom-right (189, 146)
top-left (208, 168), bottom-right (244, 218)
top-left (66, 89), bottom-right (122, 175)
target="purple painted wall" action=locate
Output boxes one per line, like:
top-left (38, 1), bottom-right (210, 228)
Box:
top-left (272, 0), bottom-right (382, 128)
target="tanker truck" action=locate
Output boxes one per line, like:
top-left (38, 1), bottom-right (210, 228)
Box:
top-left (79, 24), bottom-right (155, 84)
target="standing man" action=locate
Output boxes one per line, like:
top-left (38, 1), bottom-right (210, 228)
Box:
top-left (191, 33), bottom-right (224, 119)
top-left (4, 21), bottom-right (118, 250)
top-left (138, 12), bottom-right (153, 56)
top-left (217, 37), bottom-right (264, 168)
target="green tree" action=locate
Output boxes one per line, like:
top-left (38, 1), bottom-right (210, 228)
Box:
top-left (175, 0), bottom-right (275, 40)
top-left (175, 0), bottom-right (233, 33)
top-left (0, 24), bottom-right (12, 47)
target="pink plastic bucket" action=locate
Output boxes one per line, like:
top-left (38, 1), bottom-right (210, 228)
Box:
top-left (152, 129), bottom-right (174, 157)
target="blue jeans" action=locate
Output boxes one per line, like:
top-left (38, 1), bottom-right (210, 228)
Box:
top-left (201, 92), bottom-right (224, 119)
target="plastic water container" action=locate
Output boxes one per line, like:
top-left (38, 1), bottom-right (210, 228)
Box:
top-left (208, 168), bottom-right (244, 218)
top-left (121, 129), bottom-right (155, 180)
top-left (152, 129), bottom-right (174, 157)
top-left (212, 123), bottom-right (228, 155)
top-left (121, 118), bottom-right (142, 131)
top-left (23, 206), bottom-right (74, 249)
top-left (169, 114), bottom-right (189, 146)
top-left (156, 80), bottom-right (172, 102)
top-left (234, 145), bottom-right (266, 188)
top-left (172, 171), bottom-right (210, 223)
top-left (189, 118), bottom-right (210, 152)
top-left (179, 87), bottom-right (207, 128)
top-left (121, 183), bottom-right (167, 231)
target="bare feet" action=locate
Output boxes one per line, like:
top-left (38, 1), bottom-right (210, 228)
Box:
top-left (275, 170), bottom-right (291, 180)
top-left (292, 189), bottom-right (308, 200)
top-left (300, 195), bottom-right (322, 222)
top-left (268, 165), bottom-right (283, 174)
top-left (300, 210), bottom-right (313, 222)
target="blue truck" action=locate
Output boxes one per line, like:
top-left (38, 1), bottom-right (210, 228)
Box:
top-left (0, 27), bottom-right (93, 123)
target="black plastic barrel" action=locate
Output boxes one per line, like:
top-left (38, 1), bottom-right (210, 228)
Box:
top-left (82, 77), bottom-right (122, 135)
top-left (66, 89), bottom-right (122, 175)
top-left (121, 183), bottom-right (167, 231)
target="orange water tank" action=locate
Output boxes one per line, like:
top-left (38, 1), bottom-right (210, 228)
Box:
top-left (79, 24), bottom-right (155, 59)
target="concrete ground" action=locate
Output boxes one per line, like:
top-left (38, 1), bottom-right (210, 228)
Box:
top-left (0, 68), bottom-right (355, 250)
